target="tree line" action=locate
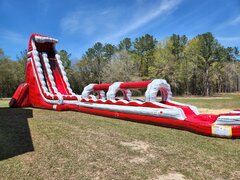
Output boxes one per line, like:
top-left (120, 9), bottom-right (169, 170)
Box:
top-left (0, 32), bottom-right (239, 97)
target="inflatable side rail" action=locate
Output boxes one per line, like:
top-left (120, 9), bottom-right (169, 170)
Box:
top-left (82, 80), bottom-right (172, 102)
top-left (9, 33), bottom-right (240, 138)
top-left (82, 84), bottom-right (106, 100)
top-left (82, 81), bottom-right (152, 100)
top-left (107, 82), bottom-right (132, 101)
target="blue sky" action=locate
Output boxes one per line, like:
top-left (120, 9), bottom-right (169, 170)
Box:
top-left (0, 0), bottom-right (240, 60)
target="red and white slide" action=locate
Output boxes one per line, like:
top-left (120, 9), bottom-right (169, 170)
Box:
top-left (10, 34), bottom-right (240, 138)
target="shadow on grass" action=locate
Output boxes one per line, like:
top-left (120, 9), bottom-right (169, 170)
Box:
top-left (0, 108), bottom-right (34, 160)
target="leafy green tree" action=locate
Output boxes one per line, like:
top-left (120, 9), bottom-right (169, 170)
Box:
top-left (58, 50), bottom-right (71, 69)
top-left (169, 34), bottom-right (189, 94)
top-left (0, 49), bottom-right (22, 97)
top-left (102, 50), bottom-right (140, 83)
top-left (224, 47), bottom-right (239, 61)
top-left (170, 34), bottom-right (188, 60)
top-left (66, 65), bottom-right (83, 94)
top-left (75, 54), bottom-right (97, 89)
top-left (0, 48), bottom-right (4, 59)
top-left (80, 42), bottom-right (115, 84)
top-left (72, 32), bottom-right (240, 96)
top-left (86, 42), bottom-right (104, 84)
top-left (58, 49), bottom-right (72, 80)
top-left (118, 38), bottom-right (132, 51)
top-left (103, 44), bottom-right (116, 60)
top-left (151, 39), bottom-right (181, 94)
top-left (185, 32), bottom-right (224, 95)
top-left (17, 49), bottom-right (28, 83)
top-left (151, 35), bottom-right (190, 95)
top-left (134, 34), bottom-right (157, 78)
top-left (184, 38), bottom-right (204, 95)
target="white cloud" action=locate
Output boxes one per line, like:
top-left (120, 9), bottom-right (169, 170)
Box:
top-left (100, 10), bottom-right (112, 15)
top-left (60, 10), bottom-right (116, 35)
top-left (61, 11), bottom-right (83, 33)
top-left (108, 0), bottom-right (182, 40)
top-left (60, 0), bottom-right (182, 42)
top-left (230, 15), bottom-right (240, 25)
top-left (217, 15), bottom-right (240, 29)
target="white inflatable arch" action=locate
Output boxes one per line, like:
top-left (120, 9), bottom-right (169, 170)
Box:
top-left (145, 79), bottom-right (172, 102)
top-left (81, 84), bottom-right (106, 100)
top-left (106, 82), bottom-right (132, 101)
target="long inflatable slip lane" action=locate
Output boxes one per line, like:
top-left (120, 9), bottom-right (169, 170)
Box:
top-left (10, 33), bottom-right (240, 138)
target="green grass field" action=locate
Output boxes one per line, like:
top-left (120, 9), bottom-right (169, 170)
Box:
top-left (0, 99), bottom-right (10, 108)
top-left (0, 94), bottom-right (240, 179)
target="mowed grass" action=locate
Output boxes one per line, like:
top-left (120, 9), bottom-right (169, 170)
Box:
top-left (0, 98), bottom-right (10, 107)
top-left (0, 94), bottom-right (240, 179)
top-left (174, 93), bottom-right (240, 110)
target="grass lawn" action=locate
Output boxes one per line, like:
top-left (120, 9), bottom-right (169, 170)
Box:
top-left (0, 98), bottom-right (10, 108)
top-left (0, 94), bottom-right (240, 179)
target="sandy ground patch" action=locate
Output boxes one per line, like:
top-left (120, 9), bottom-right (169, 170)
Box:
top-left (129, 157), bottom-right (148, 163)
top-left (120, 140), bottom-right (150, 152)
top-left (154, 172), bottom-right (186, 180)
top-left (120, 140), bottom-right (155, 164)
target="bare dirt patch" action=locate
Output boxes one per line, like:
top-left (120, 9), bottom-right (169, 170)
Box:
top-left (230, 171), bottom-right (240, 179)
top-left (120, 140), bottom-right (150, 152)
top-left (129, 157), bottom-right (148, 163)
top-left (120, 140), bottom-right (155, 164)
top-left (154, 172), bottom-right (186, 180)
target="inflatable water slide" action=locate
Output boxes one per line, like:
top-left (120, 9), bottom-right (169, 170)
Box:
top-left (10, 34), bottom-right (240, 138)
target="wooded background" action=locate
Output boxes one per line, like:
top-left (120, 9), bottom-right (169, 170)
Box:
top-left (0, 32), bottom-right (239, 97)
